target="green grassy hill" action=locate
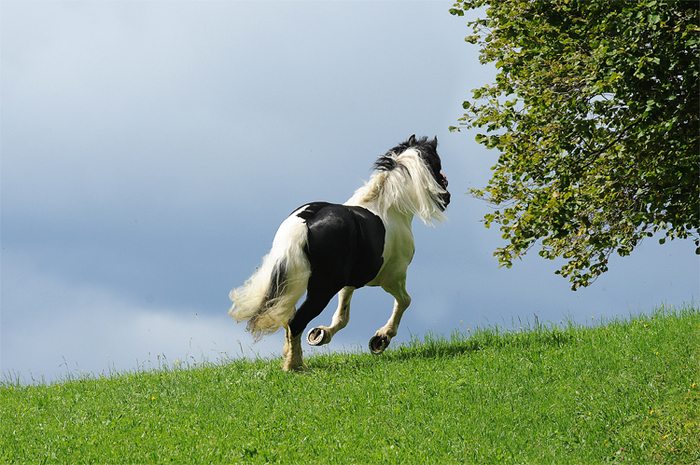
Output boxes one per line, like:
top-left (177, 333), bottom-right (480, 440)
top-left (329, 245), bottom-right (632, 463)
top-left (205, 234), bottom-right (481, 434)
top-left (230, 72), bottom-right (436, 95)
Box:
top-left (2, 304), bottom-right (698, 464)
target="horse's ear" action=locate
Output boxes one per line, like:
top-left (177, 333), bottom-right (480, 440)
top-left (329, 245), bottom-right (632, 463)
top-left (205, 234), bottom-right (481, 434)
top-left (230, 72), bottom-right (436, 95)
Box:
top-left (408, 134), bottom-right (416, 146)
top-left (430, 136), bottom-right (438, 149)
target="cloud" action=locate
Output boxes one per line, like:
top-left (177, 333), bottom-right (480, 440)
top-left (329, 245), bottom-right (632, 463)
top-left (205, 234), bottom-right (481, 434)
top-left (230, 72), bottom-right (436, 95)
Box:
top-left (1, 252), bottom-right (283, 383)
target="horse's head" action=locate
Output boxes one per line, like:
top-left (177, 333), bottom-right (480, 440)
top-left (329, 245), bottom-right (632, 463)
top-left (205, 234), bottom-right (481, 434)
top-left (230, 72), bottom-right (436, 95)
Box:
top-left (404, 135), bottom-right (451, 211)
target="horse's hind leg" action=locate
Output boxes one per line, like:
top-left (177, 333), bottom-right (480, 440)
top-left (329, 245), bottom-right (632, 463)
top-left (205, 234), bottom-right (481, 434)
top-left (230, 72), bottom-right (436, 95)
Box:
top-left (307, 287), bottom-right (355, 346)
top-left (283, 326), bottom-right (305, 372)
top-left (369, 280), bottom-right (411, 355)
top-left (284, 290), bottom-right (336, 371)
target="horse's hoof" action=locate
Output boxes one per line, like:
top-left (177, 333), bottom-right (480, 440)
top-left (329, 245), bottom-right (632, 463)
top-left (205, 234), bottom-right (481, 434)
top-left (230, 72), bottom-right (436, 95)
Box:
top-left (369, 335), bottom-right (390, 355)
top-left (282, 361), bottom-right (308, 372)
top-left (307, 327), bottom-right (327, 346)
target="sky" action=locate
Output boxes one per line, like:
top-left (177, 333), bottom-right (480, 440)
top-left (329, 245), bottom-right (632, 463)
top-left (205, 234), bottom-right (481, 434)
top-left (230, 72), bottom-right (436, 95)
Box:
top-left (2, 1), bottom-right (697, 384)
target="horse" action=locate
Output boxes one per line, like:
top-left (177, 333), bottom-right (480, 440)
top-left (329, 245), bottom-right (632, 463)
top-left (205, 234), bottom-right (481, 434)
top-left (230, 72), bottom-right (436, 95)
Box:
top-left (228, 135), bottom-right (450, 371)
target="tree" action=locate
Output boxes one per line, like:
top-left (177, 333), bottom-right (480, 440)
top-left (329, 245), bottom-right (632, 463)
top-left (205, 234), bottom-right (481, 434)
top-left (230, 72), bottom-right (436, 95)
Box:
top-left (450, 0), bottom-right (699, 289)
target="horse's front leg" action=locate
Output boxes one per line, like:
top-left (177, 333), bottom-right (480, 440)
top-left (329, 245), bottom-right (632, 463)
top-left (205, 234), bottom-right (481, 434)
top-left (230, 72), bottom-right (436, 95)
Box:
top-left (307, 287), bottom-right (355, 346)
top-left (369, 280), bottom-right (411, 355)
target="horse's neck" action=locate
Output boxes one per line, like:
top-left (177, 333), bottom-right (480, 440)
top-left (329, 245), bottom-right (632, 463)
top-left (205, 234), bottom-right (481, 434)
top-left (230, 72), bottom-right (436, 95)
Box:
top-left (348, 194), bottom-right (414, 229)
top-left (344, 171), bottom-right (412, 221)
top-left (384, 204), bottom-right (414, 225)
top-left (345, 172), bottom-right (384, 207)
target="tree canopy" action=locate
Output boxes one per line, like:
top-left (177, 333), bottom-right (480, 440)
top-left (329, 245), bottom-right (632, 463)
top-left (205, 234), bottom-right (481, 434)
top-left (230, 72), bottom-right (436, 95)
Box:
top-left (450, 0), bottom-right (699, 289)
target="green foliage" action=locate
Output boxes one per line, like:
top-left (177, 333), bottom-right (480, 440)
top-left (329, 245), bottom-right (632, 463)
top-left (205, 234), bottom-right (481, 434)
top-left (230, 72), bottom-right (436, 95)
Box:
top-left (450, 0), bottom-right (699, 289)
top-left (1, 305), bottom-right (698, 464)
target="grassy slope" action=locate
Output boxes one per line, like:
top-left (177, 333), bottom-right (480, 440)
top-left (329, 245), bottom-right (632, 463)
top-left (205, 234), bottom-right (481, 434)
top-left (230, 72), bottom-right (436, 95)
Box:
top-left (1, 305), bottom-right (698, 464)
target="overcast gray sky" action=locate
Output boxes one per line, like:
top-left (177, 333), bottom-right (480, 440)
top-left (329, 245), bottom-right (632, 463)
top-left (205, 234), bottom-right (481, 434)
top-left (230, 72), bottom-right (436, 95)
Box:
top-left (2, 1), bottom-right (697, 383)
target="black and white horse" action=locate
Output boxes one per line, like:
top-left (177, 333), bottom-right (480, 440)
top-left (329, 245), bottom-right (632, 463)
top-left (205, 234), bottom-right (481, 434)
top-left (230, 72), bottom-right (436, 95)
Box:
top-left (228, 135), bottom-right (450, 371)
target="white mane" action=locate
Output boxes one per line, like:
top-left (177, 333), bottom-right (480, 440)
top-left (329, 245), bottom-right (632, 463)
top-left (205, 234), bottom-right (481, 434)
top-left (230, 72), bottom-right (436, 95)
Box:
top-left (345, 148), bottom-right (448, 225)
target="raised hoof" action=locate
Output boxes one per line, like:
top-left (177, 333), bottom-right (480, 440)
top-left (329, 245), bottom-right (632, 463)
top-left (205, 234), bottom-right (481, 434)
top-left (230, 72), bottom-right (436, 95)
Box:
top-left (307, 327), bottom-right (329, 346)
top-left (369, 335), bottom-right (390, 355)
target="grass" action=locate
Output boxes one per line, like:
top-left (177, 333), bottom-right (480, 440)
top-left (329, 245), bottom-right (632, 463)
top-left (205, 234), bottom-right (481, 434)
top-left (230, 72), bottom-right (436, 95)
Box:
top-left (1, 304), bottom-right (698, 464)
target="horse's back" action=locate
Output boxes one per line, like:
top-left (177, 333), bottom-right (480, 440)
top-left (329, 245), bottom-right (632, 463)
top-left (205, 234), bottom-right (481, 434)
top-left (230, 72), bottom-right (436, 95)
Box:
top-left (293, 202), bottom-right (385, 292)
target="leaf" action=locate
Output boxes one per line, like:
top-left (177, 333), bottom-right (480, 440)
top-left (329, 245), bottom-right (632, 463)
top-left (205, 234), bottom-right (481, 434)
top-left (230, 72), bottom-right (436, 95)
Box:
top-left (454, 0), bottom-right (700, 288)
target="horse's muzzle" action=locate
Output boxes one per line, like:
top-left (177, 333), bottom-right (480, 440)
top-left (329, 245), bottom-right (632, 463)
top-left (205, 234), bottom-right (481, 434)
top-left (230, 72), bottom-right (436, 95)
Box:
top-left (439, 172), bottom-right (451, 210)
top-left (439, 191), bottom-right (451, 210)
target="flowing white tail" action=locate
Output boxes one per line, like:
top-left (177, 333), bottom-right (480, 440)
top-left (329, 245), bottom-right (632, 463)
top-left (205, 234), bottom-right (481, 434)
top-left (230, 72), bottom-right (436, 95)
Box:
top-left (228, 212), bottom-right (312, 340)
